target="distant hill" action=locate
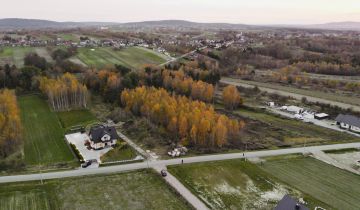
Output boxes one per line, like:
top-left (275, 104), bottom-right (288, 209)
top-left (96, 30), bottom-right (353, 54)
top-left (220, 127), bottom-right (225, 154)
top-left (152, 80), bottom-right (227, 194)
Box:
top-left (118, 20), bottom-right (253, 30)
top-left (1, 18), bottom-right (360, 31)
top-left (305, 21), bottom-right (360, 31)
top-left (0, 18), bottom-right (117, 29)
top-left (0, 18), bottom-right (255, 30)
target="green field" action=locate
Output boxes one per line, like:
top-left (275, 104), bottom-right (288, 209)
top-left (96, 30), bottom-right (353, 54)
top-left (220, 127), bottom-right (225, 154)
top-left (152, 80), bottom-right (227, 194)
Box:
top-left (223, 77), bottom-right (360, 107)
top-left (57, 34), bottom-right (79, 41)
top-left (261, 156), bottom-right (360, 210)
top-left (57, 109), bottom-right (97, 129)
top-left (19, 95), bottom-right (74, 165)
top-left (0, 47), bottom-right (53, 67)
top-left (76, 47), bottom-right (167, 69)
top-left (168, 159), bottom-right (324, 210)
top-left (235, 107), bottom-right (358, 145)
top-left (0, 170), bottom-right (190, 210)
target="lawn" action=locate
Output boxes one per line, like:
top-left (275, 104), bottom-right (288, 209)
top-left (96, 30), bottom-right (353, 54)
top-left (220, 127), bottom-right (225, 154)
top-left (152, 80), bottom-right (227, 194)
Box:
top-left (19, 95), bottom-right (74, 165)
top-left (57, 109), bottom-right (98, 129)
top-left (100, 142), bottom-right (138, 163)
top-left (261, 155), bottom-right (360, 210)
top-left (0, 170), bottom-right (190, 210)
top-left (168, 159), bottom-right (324, 210)
top-left (76, 47), bottom-right (167, 69)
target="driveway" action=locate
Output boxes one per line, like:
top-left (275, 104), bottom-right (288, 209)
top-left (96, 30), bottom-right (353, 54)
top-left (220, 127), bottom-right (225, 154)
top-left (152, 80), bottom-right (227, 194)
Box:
top-left (65, 133), bottom-right (112, 163)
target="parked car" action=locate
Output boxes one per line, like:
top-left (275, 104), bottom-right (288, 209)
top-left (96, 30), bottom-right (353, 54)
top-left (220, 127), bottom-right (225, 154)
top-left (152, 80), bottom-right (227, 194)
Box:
top-left (81, 161), bottom-right (91, 168)
top-left (160, 169), bottom-right (167, 177)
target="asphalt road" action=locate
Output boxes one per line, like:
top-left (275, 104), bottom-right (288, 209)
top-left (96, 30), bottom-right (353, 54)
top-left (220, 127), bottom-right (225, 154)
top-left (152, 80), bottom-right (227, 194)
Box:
top-left (1, 142), bottom-right (360, 184)
top-left (220, 77), bottom-right (360, 112)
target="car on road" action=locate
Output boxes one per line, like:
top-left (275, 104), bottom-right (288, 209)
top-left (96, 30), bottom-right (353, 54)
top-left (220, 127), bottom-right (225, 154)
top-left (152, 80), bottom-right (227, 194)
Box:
top-left (81, 161), bottom-right (92, 168)
top-left (160, 169), bottom-right (167, 177)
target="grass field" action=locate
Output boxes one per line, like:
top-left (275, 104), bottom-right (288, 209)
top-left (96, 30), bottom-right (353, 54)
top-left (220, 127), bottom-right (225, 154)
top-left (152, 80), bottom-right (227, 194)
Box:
top-left (235, 107), bottom-right (358, 145)
top-left (0, 47), bottom-right (53, 67)
top-left (169, 159), bottom-right (327, 210)
top-left (0, 170), bottom-right (190, 210)
top-left (19, 95), bottom-right (74, 165)
top-left (76, 47), bottom-right (167, 69)
top-left (261, 156), bottom-right (360, 210)
top-left (56, 109), bottom-right (97, 129)
top-left (223, 77), bottom-right (360, 107)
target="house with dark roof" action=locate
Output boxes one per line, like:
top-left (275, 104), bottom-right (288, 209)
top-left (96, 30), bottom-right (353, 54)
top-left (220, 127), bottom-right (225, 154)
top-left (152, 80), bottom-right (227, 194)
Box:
top-left (275, 195), bottom-right (309, 210)
top-left (335, 114), bottom-right (360, 133)
top-left (89, 125), bottom-right (120, 150)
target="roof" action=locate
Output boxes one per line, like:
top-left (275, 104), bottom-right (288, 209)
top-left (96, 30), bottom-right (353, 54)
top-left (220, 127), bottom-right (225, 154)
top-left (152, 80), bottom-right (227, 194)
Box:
top-left (335, 114), bottom-right (360, 128)
top-left (287, 106), bottom-right (303, 113)
top-left (315, 113), bottom-right (329, 118)
top-left (89, 125), bottom-right (120, 143)
top-left (275, 195), bottom-right (309, 210)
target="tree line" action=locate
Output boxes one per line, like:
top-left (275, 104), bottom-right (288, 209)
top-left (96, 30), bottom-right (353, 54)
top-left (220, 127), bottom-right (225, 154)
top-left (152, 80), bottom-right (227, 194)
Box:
top-left (0, 89), bottom-right (21, 158)
top-left (121, 86), bottom-right (245, 148)
top-left (38, 73), bottom-right (89, 111)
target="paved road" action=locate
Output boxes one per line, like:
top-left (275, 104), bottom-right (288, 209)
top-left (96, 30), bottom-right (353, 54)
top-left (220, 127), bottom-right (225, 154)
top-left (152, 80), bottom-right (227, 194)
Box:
top-left (220, 77), bottom-right (360, 112)
top-left (1, 142), bottom-right (360, 184)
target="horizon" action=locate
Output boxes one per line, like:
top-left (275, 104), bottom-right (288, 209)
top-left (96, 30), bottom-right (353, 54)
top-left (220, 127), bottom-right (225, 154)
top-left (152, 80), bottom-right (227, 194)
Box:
top-left (0, 0), bottom-right (359, 25)
top-left (1, 17), bottom-right (360, 26)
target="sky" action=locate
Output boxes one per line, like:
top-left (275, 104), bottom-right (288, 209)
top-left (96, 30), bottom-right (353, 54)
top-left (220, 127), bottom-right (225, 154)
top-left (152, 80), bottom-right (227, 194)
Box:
top-left (1, 0), bottom-right (360, 25)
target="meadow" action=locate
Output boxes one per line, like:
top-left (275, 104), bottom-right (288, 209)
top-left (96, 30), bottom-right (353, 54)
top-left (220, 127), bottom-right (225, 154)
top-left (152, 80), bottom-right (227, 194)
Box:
top-left (261, 155), bottom-right (360, 210)
top-left (19, 95), bottom-right (74, 165)
top-left (76, 47), bottom-right (167, 69)
top-left (0, 47), bottom-right (53, 67)
top-left (0, 170), bottom-right (190, 210)
top-left (168, 159), bottom-right (326, 210)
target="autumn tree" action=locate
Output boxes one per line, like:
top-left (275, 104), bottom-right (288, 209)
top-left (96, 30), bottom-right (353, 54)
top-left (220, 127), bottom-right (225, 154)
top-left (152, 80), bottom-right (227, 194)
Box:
top-left (222, 85), bottom-right (243, 110)
top-left (121, 86), bottom-right (245, 148)
top-left (0, 89), bottom-right (22, 158)
top-left (38, 73), bottom-right (89, 111)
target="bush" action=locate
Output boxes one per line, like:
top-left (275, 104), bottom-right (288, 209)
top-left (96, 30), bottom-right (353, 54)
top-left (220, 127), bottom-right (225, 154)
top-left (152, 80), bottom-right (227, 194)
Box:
top-left (70, 143), bottom-right (84, 163)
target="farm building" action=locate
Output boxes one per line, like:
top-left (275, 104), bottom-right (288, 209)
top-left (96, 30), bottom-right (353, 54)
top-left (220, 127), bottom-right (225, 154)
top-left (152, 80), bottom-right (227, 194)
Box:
top-left (335, 114), bottom-right (360, 133)
top-left (89, 125), bottom-right (119, 150)
top-left (275, 195), bottom-right (309, 210)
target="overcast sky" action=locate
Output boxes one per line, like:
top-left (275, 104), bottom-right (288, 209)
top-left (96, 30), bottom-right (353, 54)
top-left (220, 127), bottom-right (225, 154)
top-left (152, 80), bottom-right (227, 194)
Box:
top-left (1, 0), bottom-right (360, 24)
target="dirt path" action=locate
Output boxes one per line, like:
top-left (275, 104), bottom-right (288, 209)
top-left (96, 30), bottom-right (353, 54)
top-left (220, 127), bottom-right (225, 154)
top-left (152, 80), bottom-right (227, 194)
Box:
top-left (153, 165), bottom-right (209, 210)
top-left (311, 151), bottom-right (360, 175)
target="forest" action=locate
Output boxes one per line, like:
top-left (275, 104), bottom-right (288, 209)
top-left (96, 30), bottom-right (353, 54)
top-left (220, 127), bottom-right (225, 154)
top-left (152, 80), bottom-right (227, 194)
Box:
top-left (121, 86), bottom-right (245, 148)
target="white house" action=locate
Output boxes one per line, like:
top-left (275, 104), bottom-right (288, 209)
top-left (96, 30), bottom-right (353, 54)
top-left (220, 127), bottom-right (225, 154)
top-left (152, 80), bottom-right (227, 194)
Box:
top-left (335, 114), bottom-right (360, 133)
top-left (89, 125), bottom-right (119, 150)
